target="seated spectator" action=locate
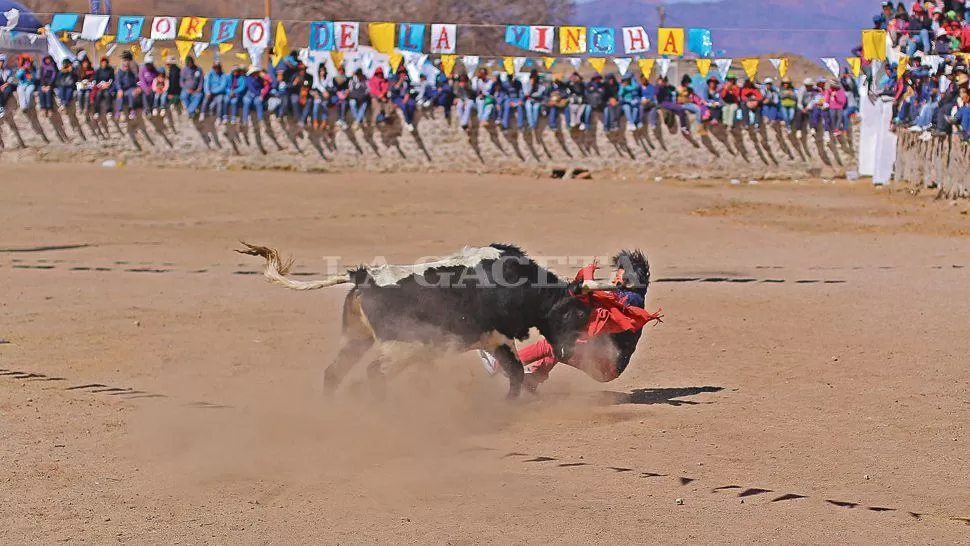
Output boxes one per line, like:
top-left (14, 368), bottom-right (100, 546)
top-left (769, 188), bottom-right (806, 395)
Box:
top-left (603, 73), bottom-right (621, 132)
top-left (701, 76), bottom-right (723, 126)
top-left (151, 70), bottom-right (169, 117)
top-left (368, 67), bottom-right (391, 125)
top-left (347, 68), bottom-right (370, 127)
top-left (310, 63), bottom-right (333, 130)
top-left (179, 56), bottom-right (204, 119)
top-left (566, 72), bottom-right (588, 131)
top-left (14, 55), bottom-right (36, 113)
top-left (92, 57), bottom-right (114, 118)
top-left (779, 77), bottom-right (797, 127)
top-left (331, 67), bottom-right (350, 128)
top-left (165, 56), bottom-right (181, 111)
top-left (37, 55), bottom-right (57, 117)
top-left (619, 74), bottom-right (641, 131)
top-left (524, 71), bottom-right (546, 131)
top-left (138, 57), bottom-right (159, 119)
top-left (390, 65), bottom-right (417, 132)
top-left (433, 74), bottom-right (454, 122)
top-left (639, 75), bottom-right (657, 128)
top-left (720, 74), bottom-right (741, 127)
top-left (226, 66), bottom-right (247, 124)
top-left (201, 62), bottom-right (229, 122)
top-left (53, 58), bottom-right (77, 111)
top-left (0, 54), bottom-right (13, 118)
top-left (657, 75), bottom-right (690, 135)
top-left (585, 74), bottom-right (606, 131)
top-left (761, 78), bottom-right (781, 125)
top-left (75, 57), bottom-right (95, 115)
top-left (114, 51), bottom-right (140, 120)
top-left (739, 78), bottom-right (764, 127)
top-left (242, 66), bottom-right (269, 127)
top-left (547, 77), bottom-right (570, 130)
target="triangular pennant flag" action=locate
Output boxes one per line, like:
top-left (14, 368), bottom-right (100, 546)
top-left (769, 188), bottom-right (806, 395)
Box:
top-left (769, 58), bottom-right (781, 72)
top-left (777, 58), bottom-right (789, 79)
top-left (235, 52), bottom-right (249, 62)
top-left (130, 43), bottom-right (141, 59)
top-left (193, 41), bottom-right (209, 57)
top-left (81, 14), bottom-right (110, 41)
top-left (98, 34), bottom-right (115, 48)
top-left (715, 58), bottom-right (732, 80)
top-left (389, 50), bottom-right (403, 72)
top-left (330, 50), bottom-right (345, 67)
top-left (105, 43), bottom-right (117, 57)
top-left (418, 54), bottom-right (429, 69)
top-left (695, 58), bottom-right (712, 78)
top-left (543, 57), bottom-right (555, 70)
top-left (368, 22), bottom-right (396, 54)
top-left (503, 56), bottom-right (515, 74)
top-left (513, 56), bottom-right (527, 73)
top-left (139, 37), bottom-right (154, 54)
top-left (656, 58), bottom-right (671, 77)
top-left (246, 46), bottom-right (265, 68)
top-left (588, 57), bottom-right (607, 74)
top-left (0, 8), bottom-right (18, 32)
top-left (160, 48), bottom-right (170, 60)
top-left (176, 40), bottom-right (193, 61)
top-left (870, 59), bottom-right (883, 80)
top-left (638, 58), bottom-right (655, 79)
top-left (219, 43), bottom-right (233, 55)
top-left (273, 21), bottom-right (288, 61)
top-left (440, 54), bottom-right (457, 76)
top-left (821, 57), bottom-right (840, 78)
top-left (462, 55), bottom-right (479, 71)
top-left (614, 57), bottom-right (632, 76)
top-left (70, 32), bottom-right (80, 41)
top-left (27, 33), bottom-right (39, 45)
top-left (846, 57), bottom-right (861, 78)
top-left (569, 57), bottom-right (582, 70)
top-left (741, 58), bottom-right (759, 80)
top-left (897, 56), bottom-right (908, 79)
top-left (60, 31), bottom-right (69, 42)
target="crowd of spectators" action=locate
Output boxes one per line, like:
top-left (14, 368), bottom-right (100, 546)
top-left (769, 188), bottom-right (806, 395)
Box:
top-left (1, 48), bottom-right (862, 143)
top-left (871, 1), bottom-right (970, 141)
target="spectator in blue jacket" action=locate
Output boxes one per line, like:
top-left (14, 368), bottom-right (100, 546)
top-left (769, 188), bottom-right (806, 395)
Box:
top-left (619, 74), bottom-right (641, 131)
top-left (242, 66), bottom-right (269, 126)
top-left (113, 52), bottom-right (140, 120)
top-left (433, 74), bottom-right (454, 122)
top-left (226, 66), bottom-right (247, 124)
top-left (179, 56), bottom-right (204, 118)
top-left (502, 75), bottom-right (525, 131)
top-left (201, 62), bottom-right (229, 122)
top-left (390, 66), bottom-right (417, 132)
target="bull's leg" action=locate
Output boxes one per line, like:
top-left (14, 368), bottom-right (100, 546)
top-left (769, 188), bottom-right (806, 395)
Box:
top-left (493, 344), bottom-right (525, 399)
top-left (324, 289), bottom-right (377, 395)
top-left (365, 342), bottom-right (433, 400)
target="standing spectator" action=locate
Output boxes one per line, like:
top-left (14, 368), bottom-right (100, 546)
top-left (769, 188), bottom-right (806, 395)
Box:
top-left (503, 75), bottom-right (525, 131)
top-left (390, 66), bottom-right (417, 132)
top-left (151, 71), bottom-right (169, 117)
top-left (779, 77), bottom-right (797, 127)
top-left (566, 72), bottom-right (588, 131)
top-left (368, 67), bottom-right (391, 125)
top-left (113, 52), bottom-right (140, 120)
top-left (179, 56), bottom-right (204, 118)
top-left (165, 56), bottom-right (181, 111)
top-left (201, 62), bottom-right (229, 122)
top-left (825, 79), bottom-right (848, 137)
top-left (0, 54), bottom-right (13, 118)
top-left (241, 66), bottom-right (269, 127)
top-left (347, 68), bottom-right (370, 127)
top-left (524, 72), bottom-right (546, 130)
top-left (76, 57), bottom-right (95, 115)
top-left (53, 58), bottom-right (77, 111)
top-left (619, 74), bottom-right (641, 131)
top-left (138, 57), bottom-right (159, 118)
top-left (92, 57), bottom-right (114, 118)
top-left (37, 55), bottom-right (57, 117)
top-left (454, 73), bottom-right (475, 130)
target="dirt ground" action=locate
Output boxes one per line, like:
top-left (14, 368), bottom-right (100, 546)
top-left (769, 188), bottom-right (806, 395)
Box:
top-left (2, 165), bottom-right (969, 544)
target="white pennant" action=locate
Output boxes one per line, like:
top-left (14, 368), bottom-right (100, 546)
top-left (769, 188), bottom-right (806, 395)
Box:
top-left (513, 56), bottom-right (527, 73)
top-left (246, 46), bottom-right (264, 69)
top-left (821, 57), bottom-right (840, 78)
top-left (462, 55), bottom-right (479, 71)
top-left (27, 33), bottom-right (38, 44)
top-left (192, 42), bottom-right (209, 57)
top-left (769, 58), bottom-right (781, 72)
top-left (613, 57), bottom-right (632, 77)
top-left (80, 14), bottom-right (110, 41)
top-left (715, 58), bottom-right (732, 80)
top-left (46, 26), bottom-right (74, 65)
top-left (70, 32), bottom-right (80, 40)
top-left (1, 8), bottom-right (19, 32)
top-left (656, 58), bottom-right (671, 78)
top-left (139, 38), bottom-right (154, 55)
top-left (105, 43), bottom-right (117, 57)
top-left (870, 59), bottom-right (883, 80)
top-left (569, 57), bottom-right (582, 70)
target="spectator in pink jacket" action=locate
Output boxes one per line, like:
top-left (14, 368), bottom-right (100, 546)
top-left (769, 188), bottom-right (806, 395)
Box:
top-left (825, 79), bottom-right (848, 136)
top-left (368, 67), bottom-right (391, 124)
top-left (138, 57), bottom-right (160, 116)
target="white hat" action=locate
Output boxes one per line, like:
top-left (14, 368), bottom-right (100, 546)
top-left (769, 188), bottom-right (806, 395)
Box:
top-left (144, 55), bottom-right (154, 64)
top-left (803, 77), bottom-right (813, 85)
top-left (764, 77), bottom-right (773, 83)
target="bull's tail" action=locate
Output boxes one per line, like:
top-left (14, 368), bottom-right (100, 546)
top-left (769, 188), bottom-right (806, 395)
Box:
top-left (236, 242), bottom-right (352, 291)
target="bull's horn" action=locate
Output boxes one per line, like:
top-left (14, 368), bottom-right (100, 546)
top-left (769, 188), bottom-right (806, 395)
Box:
top-left (581, 280), bottom-right (619, 291)
top-left (236, 241), bottom-right (351, 291)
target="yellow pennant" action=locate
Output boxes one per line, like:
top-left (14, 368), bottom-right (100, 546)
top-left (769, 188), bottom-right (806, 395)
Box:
top-left (778, 58), bottom-right (789, 79)
top-left (368, 22), bottom-right (396, 54)
top-left (330, 51), bottom-right (345, 67)
top-left (587, 57), bottom-right (607, 74)
top-left (897, 56), bottom-right (908, 79)
top-left (218, 43), bottom-right (233, 55)
top-left (543, 57), bottom-right (556, 70)
top-left (235, 52), bottom-right (249, 62)
top-left (60, 31), bottom-right (69, 42)
top-left (178, 16), bottom-right (207, 40)
top-left (503, 56), bottom-right (515, 74)
top-left (272, 21), bottom-right (288, 61)
top-left (440, 54), bottom-right (457, 77)
top-left (695, 58), bottom-right (712, 78)
top-left (98, 34), bottom-right (115, 48)
top-left (846, 57), bottom-right (861, 78)
top-left (861, 29), bottom-right (887, 61)
top-left (741, 58), bottom-right (759, 80)
top-left (638, 58), bottom-right (655, 79)
top-left (175, 40), bottom-right (193, 62)
top-left (130, 43), bottom-right (141, 59)
top-left (389, 51), bottom-right (403, 73)
top-left (160, 48), bottom-right (170, 60)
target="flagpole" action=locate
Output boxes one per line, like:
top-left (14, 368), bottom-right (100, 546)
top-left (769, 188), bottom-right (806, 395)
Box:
top-left (264, 0), bottom-right (272, 69)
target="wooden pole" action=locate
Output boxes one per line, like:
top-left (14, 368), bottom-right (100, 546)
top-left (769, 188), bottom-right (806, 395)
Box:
top-left (264, 0), bottom-right (272, 70)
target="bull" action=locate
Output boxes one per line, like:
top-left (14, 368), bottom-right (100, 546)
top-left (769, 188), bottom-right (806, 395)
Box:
top-left (237, 242), bottom-right (651, 399)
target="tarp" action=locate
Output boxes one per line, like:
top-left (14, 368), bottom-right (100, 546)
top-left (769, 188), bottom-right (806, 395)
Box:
top-left (0, 1), bottom-right (42, 33)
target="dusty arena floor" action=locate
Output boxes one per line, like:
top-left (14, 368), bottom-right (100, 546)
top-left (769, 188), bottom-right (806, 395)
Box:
top-left (2, 165), bottom-right (969, 543)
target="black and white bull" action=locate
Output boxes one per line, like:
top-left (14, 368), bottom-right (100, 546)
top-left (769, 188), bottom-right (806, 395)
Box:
top-left (237, 242), bottom-right (650, 399)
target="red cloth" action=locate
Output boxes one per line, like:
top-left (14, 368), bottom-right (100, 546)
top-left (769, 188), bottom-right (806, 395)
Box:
top-left (571, 261), bottom-right (663, 337)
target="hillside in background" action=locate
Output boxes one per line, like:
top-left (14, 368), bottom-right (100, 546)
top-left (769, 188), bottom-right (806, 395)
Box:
top-left (575, 0), bottom-right (872, 59)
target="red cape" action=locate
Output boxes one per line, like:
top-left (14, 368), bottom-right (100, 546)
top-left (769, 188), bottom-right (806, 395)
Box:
top-left (573, 262), bottom-right (663, 337)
